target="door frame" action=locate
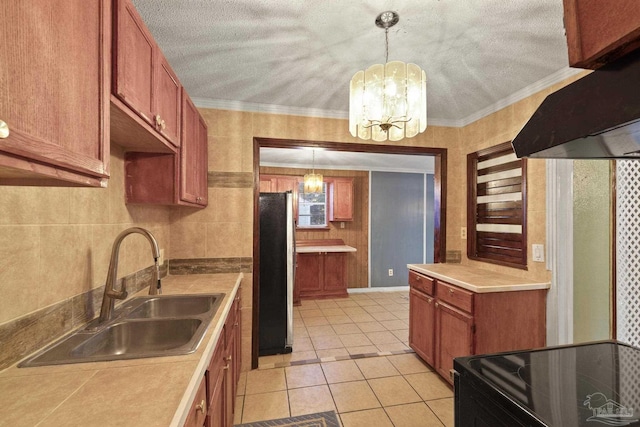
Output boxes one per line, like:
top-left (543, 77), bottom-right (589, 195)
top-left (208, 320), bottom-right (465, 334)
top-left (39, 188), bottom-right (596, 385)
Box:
top-left (251, 137), bottom-right (448, 368)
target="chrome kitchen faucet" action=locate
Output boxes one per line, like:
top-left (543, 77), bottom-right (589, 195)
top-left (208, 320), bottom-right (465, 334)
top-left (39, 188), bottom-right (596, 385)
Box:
top-left (98, 227), bottom-right (161, 323)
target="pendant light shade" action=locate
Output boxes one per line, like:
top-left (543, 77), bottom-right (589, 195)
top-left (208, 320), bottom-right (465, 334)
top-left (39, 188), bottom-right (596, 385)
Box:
top-left (349, 11), bottom-right (427, 142)
top-left (303, 150), bottom-right (323, 193)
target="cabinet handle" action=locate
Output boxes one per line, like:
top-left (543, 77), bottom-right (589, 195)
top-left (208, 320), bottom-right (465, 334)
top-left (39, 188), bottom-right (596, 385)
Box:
top-left (435, 302), bottom-right (439, 308)
top-left (160, 119), bottom-right (166, 130)
top-left (195, 400), bottom-right (206, 413)
top-left (154, 114), bottom-right (163, 130)
top-left (449, 288), bottom-right (454, 295)
top-left (226, 355), bottom-right (233, 362)
top-left (0, 120), bottom-right (9, 139)
top-left (223, 364), bottom-right (230, 370)
top-left (427, 298), bottom-right (432, 304)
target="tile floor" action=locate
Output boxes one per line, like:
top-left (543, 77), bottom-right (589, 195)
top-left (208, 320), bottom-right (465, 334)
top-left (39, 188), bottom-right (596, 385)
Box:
top-left (234, 291), bottom-right (454, 426)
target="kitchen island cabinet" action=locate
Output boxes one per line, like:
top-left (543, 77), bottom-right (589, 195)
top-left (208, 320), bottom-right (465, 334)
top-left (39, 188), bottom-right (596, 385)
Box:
top-left (408, 264), bottom-right (549, 385)
top-left (295, 239), bottom-right (356, 302)
top-left (0, 0), bottom-right (110, 186)
top-left (0, 274), bottom-right (243, 427)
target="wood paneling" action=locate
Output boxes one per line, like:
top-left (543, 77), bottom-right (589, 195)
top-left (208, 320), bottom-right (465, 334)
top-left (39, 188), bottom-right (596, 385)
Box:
top-left (260, 166), bottom-right (369, 288)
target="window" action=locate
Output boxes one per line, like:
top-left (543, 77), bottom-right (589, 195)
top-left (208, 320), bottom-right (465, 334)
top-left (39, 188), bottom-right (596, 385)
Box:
top-left (297, 182), bottom-right (328, 228)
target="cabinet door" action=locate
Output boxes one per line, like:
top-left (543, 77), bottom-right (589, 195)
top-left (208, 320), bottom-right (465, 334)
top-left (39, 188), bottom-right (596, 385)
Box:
top-left (409, 288), bottom-right (436, 367)
top-left (154, 54), bottom-right (182, 146)
top-left (0, 0), bottom-right (109, 186)
top-left (208, 340), bottom-right (225, 427)
top-left (564, 0), bottom-right (640, 68)
top-left (296, 253), bottom-right (322, 295)
top-left (180, 93), bottom-right (207, 206)
top-left (435, 302), bottom-right (474, 383)
top-left (331, 178), bottom-right (354, 221)
top-left (113, 0), bottom-right (155, 124)
top-left (323, 253), bottom-right (346, 292)
top-left (276, 177), bottom-right (298, 192)
top-left (259, 177), bottom-right (276, 192)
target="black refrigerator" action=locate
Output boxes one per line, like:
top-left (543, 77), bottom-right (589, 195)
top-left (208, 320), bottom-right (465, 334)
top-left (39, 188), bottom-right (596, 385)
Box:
top-left (259, 192), bottom-right (295, 356)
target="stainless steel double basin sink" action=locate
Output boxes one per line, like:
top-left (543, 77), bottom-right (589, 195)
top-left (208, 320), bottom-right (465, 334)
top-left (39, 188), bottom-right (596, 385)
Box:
top-left (19, 294), bottom-right (224, 367)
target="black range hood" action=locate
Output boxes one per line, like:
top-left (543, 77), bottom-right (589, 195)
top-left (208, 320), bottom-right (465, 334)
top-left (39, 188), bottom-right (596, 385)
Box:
top-left (512, 49), bottom-right (640, 159)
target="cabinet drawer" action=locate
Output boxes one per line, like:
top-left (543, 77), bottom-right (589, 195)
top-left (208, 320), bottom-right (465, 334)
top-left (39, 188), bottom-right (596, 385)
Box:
top-left (184, 375), bottom-right (207, 427)
top-left (409, 271), bottom-right (434, 296)
top-left (436, 281), bottom-right (474, 313)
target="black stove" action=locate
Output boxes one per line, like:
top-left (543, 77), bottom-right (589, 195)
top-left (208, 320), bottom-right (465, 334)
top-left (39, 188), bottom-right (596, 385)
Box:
top-left (454, 341), bottom-right (640, 427)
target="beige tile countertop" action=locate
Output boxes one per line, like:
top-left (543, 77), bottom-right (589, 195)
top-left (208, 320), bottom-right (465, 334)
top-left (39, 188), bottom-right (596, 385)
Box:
top-left (0, 273), bottom-right (242, 427)
top-left (296, 245), bottom-right (357, 253)
top-left (408, 263), bottom-right (550, 293)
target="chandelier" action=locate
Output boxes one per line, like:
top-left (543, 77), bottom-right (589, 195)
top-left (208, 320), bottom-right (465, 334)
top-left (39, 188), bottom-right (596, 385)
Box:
top-left (349, 11), bottom-right (427, 142)
top-left (303, 150), bottom-right (323, 193)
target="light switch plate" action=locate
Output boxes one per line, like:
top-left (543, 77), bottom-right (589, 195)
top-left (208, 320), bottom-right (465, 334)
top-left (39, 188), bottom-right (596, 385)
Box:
top-left (461, 227), bottom-right (467, 239)
top-left (532, 244), bottom-right (544, 262)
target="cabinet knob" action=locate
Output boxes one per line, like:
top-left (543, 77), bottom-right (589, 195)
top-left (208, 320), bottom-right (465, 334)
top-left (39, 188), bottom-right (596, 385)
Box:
top-left (0, 120), bottom-right (9, 139)
top-left (449, 288), bottom-right (454, 295)
top-left (196, 400), bottom-right (206, 413)
top-left (427, 298), bottom-right (432, 304)
top-left (223, 364), bottom-right (230, 370)
top-left (435, 302), bottom-right (439, 308)
top-left (160, 119), bottom-right (166, 130)
top-left (226, 355), bottom-right (233, 362)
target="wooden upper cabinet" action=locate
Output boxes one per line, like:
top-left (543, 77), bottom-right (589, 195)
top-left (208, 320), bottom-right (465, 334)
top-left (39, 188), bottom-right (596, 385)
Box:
top-left (564, 0), bottom-right (640, 69)
top-left (0, 0), bottom-right (110, 186)
top-left (111, 0), bottom-right (181, 150)
top-left (330, 178), bottom-right (354, 221)
top-left (180, 92), bottom-right (208, 206)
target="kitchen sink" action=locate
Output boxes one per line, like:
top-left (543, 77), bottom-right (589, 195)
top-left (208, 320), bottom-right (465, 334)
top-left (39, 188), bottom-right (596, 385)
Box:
top-left (19, 293), bottom-right (224, 367)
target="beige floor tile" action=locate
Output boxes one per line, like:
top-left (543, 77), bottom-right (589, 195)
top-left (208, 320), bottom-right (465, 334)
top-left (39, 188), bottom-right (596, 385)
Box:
top-left (284, 350), bottom-right (318, 362)
top-left (258, 354), bottom-right (283, 368)
top-left (370, 311), bottom-right (399, 321)
top-left (288, 385), bottom-right (336, 416)
top-left (395, 312), bottom-right (410, 320)
top-left (315, 300), bottom-right (340, 309)
top-left (348, 313), bottom-right (376, 323)
top-left (342, 307), bottom-right (368, 316)
top-left (335, 300), bottom-right (360, 308)
top-left (368, 376), bottom-right (422, 406)
top-left (321, 308), bottom-right (346, 317)
top-left (245, 368), bottom-right (286, 395)
top-left (307, 325), bottom-right (337, 337)
top-left (316, 348), bottom-right (350, 359)
top-left (321, 360), bottom-right (364, 383)
top-left (391, 329), bottom-right (410, 342)
top-left (363, 305), bottom-right (388, 314)
top-left (233, 395), bottom-right (244, 425)
top-left (300, 308), bottom-right (324, 318)
top-left (340, 408), bottom-right (394, 427)
top-left (366, 331), bottom-right (401, 345)
top-left (427, 398), bottom-right (455, 427)
top-left (356, 299), bottom-right (379, 307)
top-left (329, 380), bottom-right (381, 413)
top-left (285, 364), bottom-right (326, 389)
top-left (332, 323), bottom-right (362, 335)
top-left (311, 335), bottom-right (344, 350)
top-left (338, 333), bottom-right (373, 347)
top-left (387, 353), bottom-right (432, 374)
top-left (292, 337), bottom-right (314, 351)
top-left (381, 319), bottom-right (409, 330)
top-left (241, 390), bottom-right (289, 423)
top-left (299, 300), bottom-right (319, 309)
top-left (385, 402), bottom-right (445, 427)
top-left (326, 315), bottom-right (353, 325)
top-left (303, 316), bottom-right (330, 326)
top-left (404, 372), bottom-right (453, 401)
top-left (376, 342), bottom-right (410, 352)
top-left (346, 345), bottom-right (379, 355)
top-left (354, 357), bottom-right (400, 379)
top-left (356, 321), bottom-right (386, 332)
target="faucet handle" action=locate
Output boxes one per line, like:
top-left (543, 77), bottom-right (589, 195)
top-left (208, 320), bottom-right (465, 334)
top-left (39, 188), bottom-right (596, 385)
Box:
top-left (106, 288), bottom-right (128, 300)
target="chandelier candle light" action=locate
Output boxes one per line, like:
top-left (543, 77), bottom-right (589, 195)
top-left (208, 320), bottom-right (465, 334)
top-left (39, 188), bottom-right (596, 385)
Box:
top-left (303, 149), bottom-right (323, 193)
top-left (349, 11), bottom-right (427, 142)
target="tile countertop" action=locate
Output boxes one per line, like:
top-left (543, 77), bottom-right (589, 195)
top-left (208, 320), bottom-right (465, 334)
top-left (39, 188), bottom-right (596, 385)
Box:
top-left (296, 245), bottom-right (357, 253)
top-left (0, 273), bottom-right (242, 427)
top-left (408, 263), bottom-right (550, 293)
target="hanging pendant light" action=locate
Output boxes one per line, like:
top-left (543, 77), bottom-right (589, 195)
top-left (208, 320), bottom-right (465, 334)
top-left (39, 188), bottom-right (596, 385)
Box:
top-left (303, 150), bottom-right (323, 193)
top-left (349, 11), bottom-right (427, 142)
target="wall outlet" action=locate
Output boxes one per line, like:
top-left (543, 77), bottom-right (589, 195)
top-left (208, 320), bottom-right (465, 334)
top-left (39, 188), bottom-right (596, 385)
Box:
top-left (461, 227), bottom-right (467, 239)
top-left (340, 222), bottom-right (345, 229)
top-left (388, 269), bottom-right (394, 277)
top-left (532, 244), bottom-right (544, 262)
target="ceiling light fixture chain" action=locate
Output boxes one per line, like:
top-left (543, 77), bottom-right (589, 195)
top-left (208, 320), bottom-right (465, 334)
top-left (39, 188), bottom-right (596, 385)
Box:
top-left (349, 11), bottom-right (427, 142)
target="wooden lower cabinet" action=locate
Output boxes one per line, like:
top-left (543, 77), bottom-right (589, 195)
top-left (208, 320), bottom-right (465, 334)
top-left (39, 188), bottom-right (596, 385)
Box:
top-left (184, 375), bottom-right (208, 427)
top-left (199, 293), bottom-right (242, 427)
top-left (408, 270), bottom-right (545, 385)
top-left (296, 252), bottom-right (348, 299)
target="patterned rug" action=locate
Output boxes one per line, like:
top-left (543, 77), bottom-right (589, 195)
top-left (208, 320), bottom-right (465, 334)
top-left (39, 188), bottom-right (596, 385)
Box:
top-left (235, 411), bottom-right (341, 427)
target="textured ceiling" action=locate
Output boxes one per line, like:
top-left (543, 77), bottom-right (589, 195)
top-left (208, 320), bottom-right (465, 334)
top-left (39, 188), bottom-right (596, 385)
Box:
top-left (133, 0), bottom-right (580, 127)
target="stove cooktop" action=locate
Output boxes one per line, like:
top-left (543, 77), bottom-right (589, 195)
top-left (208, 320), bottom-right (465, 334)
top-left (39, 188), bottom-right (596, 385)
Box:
top-left (464, 341), bottom-right (640, 426)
